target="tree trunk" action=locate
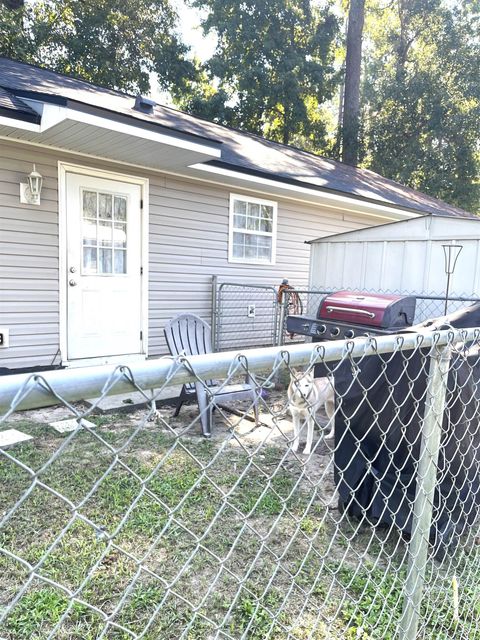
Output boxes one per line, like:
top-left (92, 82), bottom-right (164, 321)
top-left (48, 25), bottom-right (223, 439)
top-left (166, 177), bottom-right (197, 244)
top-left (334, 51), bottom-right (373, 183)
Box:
top-left (342, 0), bottom-right (365, 166)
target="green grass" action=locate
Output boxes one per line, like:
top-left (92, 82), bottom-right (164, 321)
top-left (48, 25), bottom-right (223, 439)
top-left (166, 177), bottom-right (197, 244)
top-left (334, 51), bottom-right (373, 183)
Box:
top-left (0, 414), bottom-right (478, 639)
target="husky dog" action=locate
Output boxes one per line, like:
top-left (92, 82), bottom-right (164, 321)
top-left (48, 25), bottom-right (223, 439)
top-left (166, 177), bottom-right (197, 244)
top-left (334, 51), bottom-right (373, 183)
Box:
top-left (288, 369), bottom-right (335, 455)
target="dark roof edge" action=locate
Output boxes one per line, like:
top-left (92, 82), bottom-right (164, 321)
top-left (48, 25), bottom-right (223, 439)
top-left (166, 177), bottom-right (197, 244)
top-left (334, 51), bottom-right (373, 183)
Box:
top-left (205, 160), bottom-right (456, 218)
top-left (9, 88), bottom-right (223, 151)
top-left (0, 104), bottom-right (40, 124)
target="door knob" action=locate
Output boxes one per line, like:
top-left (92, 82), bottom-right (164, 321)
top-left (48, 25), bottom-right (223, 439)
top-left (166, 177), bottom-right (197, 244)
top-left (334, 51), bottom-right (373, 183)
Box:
top-left (69, 279), bottom-right (77, 286)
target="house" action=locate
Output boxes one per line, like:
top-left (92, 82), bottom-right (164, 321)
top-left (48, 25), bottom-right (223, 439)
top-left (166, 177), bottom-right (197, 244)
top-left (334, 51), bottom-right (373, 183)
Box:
top-left (0, 57), bottom-right (472, 371)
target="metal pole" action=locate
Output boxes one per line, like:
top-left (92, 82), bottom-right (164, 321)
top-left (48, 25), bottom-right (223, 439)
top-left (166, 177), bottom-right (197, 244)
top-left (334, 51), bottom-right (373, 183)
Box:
top-left (276, 291), bottom-right (289, 347)
top-left (399, 343), bottom-right (451, 639)
top-left (1, 329), bottom-right (465, 415)
top-left (211, 275), bottom-right (218, 351)
top-left (444, 272), bottom-right (451, 315)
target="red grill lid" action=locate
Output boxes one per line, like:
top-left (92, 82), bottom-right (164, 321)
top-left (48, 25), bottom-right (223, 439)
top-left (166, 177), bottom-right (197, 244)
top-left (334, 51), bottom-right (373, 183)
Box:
top-left (318, 291), bottom-right (416, 328)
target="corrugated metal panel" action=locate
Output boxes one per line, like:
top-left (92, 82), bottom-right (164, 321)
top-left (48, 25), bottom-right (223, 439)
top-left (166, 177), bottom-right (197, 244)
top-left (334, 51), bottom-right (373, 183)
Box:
top-left (309, 216), bottom-right (480, 298)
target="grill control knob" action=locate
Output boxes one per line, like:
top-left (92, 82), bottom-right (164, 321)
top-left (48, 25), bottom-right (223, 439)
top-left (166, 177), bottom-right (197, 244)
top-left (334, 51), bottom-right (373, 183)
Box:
top-left (344, 329), bottom-right (355, 338)
top-left (316, 324), bottom-right (327, 335)
top-left (330, 327), bottom-right (340, 337)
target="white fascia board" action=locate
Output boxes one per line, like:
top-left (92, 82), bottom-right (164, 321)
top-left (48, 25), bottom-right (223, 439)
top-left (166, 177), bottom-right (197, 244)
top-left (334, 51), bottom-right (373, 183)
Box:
top-left (0, 114), bottom-right (41, 132)
top-left (16, 98), bottom-right (222, 159)
top-left (65, 107), bottom-right (221, 158)
top-left (189, 162), bottom-right (420, 222)
top-left (21, 99), bottom-right (67, 131)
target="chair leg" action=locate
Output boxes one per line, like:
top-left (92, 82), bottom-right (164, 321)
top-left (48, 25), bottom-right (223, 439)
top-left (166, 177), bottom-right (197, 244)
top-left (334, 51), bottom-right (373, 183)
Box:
top-left (195, 382), bottom-right (212, 437)
top-left (247, 373), bottom-right (260, 426)
top-left (173, 386), bottom-right (187, 417)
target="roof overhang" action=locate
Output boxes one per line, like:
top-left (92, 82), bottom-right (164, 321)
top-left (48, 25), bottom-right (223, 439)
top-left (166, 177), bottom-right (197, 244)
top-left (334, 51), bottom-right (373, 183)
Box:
top-left (0, 98), bottom-right (222, 170)
top-left (187, 162), bottom-right (421, 222)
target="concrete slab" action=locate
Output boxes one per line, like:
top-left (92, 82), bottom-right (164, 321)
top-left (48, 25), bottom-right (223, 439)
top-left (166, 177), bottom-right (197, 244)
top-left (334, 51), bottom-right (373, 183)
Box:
top-left (49, 418), bottom-right (97, 434)
top-left (84, 385), bottom-right (182, 414)
top-left (0, 429), bottom-right (33, 448)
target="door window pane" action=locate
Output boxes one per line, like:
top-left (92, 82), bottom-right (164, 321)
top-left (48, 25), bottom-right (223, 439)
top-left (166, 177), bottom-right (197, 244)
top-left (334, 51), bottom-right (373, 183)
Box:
top-left (83, 247), bottom-right (97, 272)
top-left (99, 193), bottom-right (112, 220)
top-left (114, 250), bottom-right (126, 274)
top-left (82, 220), bottom-right (97, 245)
top-left (98, 221), bottom-right (113, 247)
top-left (83, 191), bottom-right (97, 218)
top-left (113, 223), bottom-right (127, 248)
top-left (114, 196), bottom-right (127, 221)
top-left (99, 248), bottom-right (112, 274)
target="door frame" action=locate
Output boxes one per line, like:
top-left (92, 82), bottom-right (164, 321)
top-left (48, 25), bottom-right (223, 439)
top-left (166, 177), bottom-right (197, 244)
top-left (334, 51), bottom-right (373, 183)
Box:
top-left (58, 162), bottom-right (149, 366)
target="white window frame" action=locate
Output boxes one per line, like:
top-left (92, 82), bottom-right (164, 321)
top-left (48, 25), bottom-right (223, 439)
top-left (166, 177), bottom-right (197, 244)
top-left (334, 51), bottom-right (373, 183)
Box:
top-left (228, 193), bottom-right (278, 265)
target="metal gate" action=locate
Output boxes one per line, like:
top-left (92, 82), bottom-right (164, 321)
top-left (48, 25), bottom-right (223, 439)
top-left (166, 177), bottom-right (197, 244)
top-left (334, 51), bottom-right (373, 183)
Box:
top-left (212, 279), bottom-right (279, 351)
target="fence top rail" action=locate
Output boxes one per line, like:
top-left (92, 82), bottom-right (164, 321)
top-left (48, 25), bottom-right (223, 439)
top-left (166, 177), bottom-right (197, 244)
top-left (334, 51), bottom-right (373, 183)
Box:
top-left (1, 327), bottom-right (479, 414)
top-left (217, 282), bottom-right (278, 292)
top-left (289, 289), bottom-right (480, 303)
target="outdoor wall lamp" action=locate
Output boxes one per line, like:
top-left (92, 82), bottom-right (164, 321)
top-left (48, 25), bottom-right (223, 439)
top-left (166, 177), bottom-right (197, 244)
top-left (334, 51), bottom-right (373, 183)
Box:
top-left (20, 164), bottom-right (43, 205)
top-left (442, 242), bottom-right (463, 314)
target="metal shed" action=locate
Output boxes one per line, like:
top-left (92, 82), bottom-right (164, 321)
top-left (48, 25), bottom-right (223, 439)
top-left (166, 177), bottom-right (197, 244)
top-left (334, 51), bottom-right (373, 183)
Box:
top-left (308, 214), bottom-right (480, 299)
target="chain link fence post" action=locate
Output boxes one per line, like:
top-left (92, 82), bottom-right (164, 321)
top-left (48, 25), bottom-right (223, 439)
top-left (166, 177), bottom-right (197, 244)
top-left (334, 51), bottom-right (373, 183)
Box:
top-left (399, 342), bottom-right (452, 639)
top-left (276, 291), bottom-right (289, 347)
top-left (211, 275), bottom-right (218, 351)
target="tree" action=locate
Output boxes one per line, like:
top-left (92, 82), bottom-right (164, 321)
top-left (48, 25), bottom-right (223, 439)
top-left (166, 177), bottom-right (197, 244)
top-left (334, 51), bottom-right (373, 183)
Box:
top-left (342, 0), bottom-right (365, 166)
top-left (183, 0), bottom-right (339, 151)
top-left (361, 0), bottom-right (480, 213)
top-left (0, 0), bottom-right (196, 95)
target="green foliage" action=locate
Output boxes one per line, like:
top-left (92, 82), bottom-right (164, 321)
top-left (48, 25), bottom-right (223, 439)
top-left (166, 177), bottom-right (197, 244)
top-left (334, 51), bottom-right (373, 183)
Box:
top-left (361, 0), bottom-right (480, 213)
top-left (182, 0), bottom-right (339, 150)
top-left (0, 0), bottom-right (196, 94)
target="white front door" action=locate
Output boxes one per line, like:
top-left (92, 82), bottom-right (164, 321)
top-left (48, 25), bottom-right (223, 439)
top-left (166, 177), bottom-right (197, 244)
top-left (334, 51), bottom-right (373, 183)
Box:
top-left (65, 172), bottom-right (144, 361)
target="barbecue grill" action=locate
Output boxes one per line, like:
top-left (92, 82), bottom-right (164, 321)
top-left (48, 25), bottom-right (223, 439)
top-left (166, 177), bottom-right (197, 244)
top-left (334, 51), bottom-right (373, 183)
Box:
top-left (286, 291), bottom-right (416, 341)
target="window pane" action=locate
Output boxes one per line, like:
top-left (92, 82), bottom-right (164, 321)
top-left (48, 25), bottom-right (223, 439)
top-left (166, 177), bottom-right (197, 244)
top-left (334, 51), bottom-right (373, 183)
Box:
top-left (260, 205), bottom-right (273, 232)
top-left (248, 203), bottom-right (260, 217)
top-left (83, 191), bottom-right (97, 218)
top-left (99, 248), bottom-right (112, 273)
top-left (99, 193), bottom-right (112, 220)
top-left (258, 246), bottom-right (271, 260)
top-left (246, 215), bottom-right (260, 231)
top-left (82, 220), bottom-right (97, 245)
top-left (233, 200), bottom-right (247, 216)
top-left (113, 223), bottom-right (127, 248)
top-left (114, 250), bottom-right (126, 274)
top-left (98, 220), bottom-right (113, 247)
top-left (83, 247), bottom-right (97, 272)
top-left (233, 214), bottom-right (246, 229)
top-left (232, 232), bottom-right (245, 258)
top-left (114, 196), bottom-right (127, 221)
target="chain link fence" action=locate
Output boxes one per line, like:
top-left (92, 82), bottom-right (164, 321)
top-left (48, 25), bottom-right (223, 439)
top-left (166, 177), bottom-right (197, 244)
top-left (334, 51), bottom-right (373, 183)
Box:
top-left (1, 327), bottom-right (480, 639)
top-left (278, 288), bottom-right (480, 346)
top-left (212, 279), bottom-right (279, 351)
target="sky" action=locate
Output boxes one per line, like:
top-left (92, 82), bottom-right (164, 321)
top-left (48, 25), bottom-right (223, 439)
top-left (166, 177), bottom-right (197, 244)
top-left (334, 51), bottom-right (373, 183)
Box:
top-left (175, 0), bottom-right (217, 62)
top-left (150, 1), bottom-right (216, 104)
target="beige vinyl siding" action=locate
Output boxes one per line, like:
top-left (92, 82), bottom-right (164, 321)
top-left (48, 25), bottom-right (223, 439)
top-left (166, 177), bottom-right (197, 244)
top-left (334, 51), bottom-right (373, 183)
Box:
top-left (0, 139), bottom-right (384, 368)
top-left (0, 143), bottom-right (60, 368)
